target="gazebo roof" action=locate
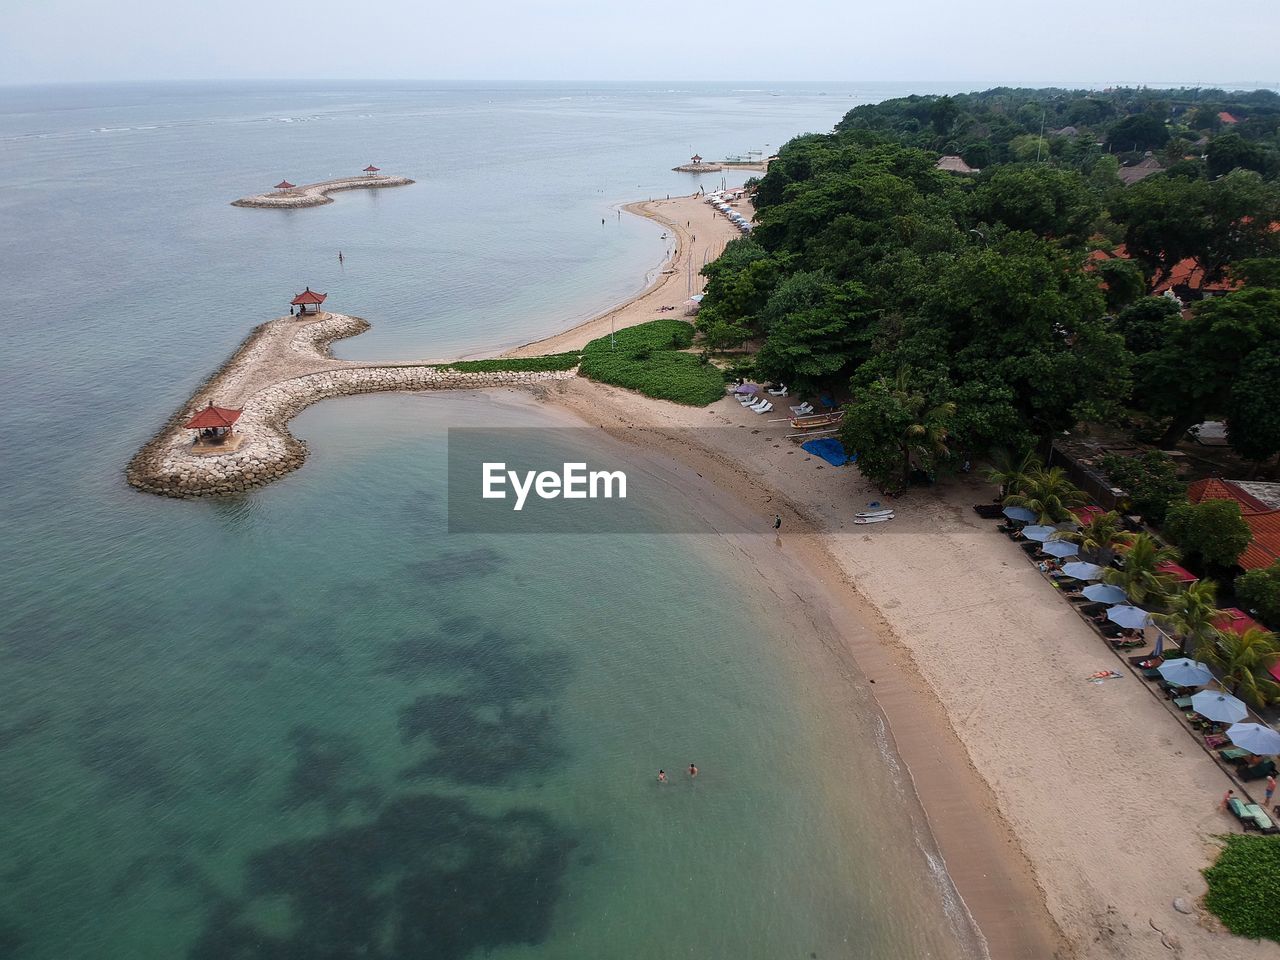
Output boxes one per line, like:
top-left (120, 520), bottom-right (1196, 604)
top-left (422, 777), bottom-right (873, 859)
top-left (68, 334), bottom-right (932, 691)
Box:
top-left (291, 287), bottom-right (327, 306)
top-left (275, 180), bottom-right (296, 189)
top-left (185, 402), bottom-right (242, 430)
top-left (690, 154), bottom-right (702, 162)
top-left (363, 164), bottom-right (380, 172)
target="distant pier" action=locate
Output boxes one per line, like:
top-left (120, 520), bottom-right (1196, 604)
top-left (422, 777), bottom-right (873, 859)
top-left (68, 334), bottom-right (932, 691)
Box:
top-left (232, 173), bottom-right (415, 209)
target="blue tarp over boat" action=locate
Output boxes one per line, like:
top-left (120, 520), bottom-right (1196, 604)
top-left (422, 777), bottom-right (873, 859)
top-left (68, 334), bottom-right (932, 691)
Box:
top-left (801, 438), bottom-right (853, 466)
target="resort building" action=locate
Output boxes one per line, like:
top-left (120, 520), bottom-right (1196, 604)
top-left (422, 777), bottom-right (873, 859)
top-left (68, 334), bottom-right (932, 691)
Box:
top-left (1117, 153), bottom-right (1165, 186)
top-left (935, 155), bottom-right (978, 174)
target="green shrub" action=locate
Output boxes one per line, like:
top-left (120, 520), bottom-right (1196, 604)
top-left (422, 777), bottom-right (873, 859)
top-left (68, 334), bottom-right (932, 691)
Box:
top-left (578, 350), bottom-right (725, 406)
top-left (1165, 500), bottom-right (1252, 571)
top-left (1204, 835), bottom-right (1280, 942)
top-left (1237, 564), bottom-right (1280, 628)
top-left (440, 353), bottom-right (581, 373)
top-left (1099, 450), bottom-right (1186, 524)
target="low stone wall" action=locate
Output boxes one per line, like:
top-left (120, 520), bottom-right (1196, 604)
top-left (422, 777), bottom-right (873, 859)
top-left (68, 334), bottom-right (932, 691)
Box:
top-left (126, 311), bottom-right (575, 499)
top-left (232, 176), bottom-right (415, 208)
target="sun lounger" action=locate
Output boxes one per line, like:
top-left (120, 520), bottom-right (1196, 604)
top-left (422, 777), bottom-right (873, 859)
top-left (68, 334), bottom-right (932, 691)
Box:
top-left (767, 385), bottom-right (788, 396)
top-left (1109, 637), bottom-right (1145, 650)
top-left (973, 503), bottom-right (1004, 519)
top-left (1244, 804), bottom-right (1279, 833)
top-left (1241, 759), bottom-right (1277, 782)
top-left (790, 402), bottom-right (815, 416)
top-left (747, 397), bottom-right (769, 411)
top-left (1140, 667), bottom-right (1162, 680)
top-left (753, 401), bottom-right (773, 414)
top-left (1219, 747), bottom-right (1251, 763)
top-left (1172, 696), bottom-right (1194, 710)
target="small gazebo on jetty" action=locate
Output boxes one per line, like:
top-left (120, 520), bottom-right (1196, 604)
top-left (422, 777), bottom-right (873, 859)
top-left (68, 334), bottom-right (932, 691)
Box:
top-left (291, 287), bottom-right (327, 316)
top-left (275, 180), bottom-right (296, 192)
top-left (185, 402), bottom-right (243, 451)
top-left (363, 164), bottom-right (380, 177)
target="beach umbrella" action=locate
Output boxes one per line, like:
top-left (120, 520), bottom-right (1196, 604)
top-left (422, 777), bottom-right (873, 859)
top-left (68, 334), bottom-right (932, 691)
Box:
top-left (1040, 540), bottom-right (1080, 559)
top-left (1003, 506), bottom-right (1037, 523)
top-left (732, 383), bottom-right (760, 395)
top-left (1107, 604), bottom-right (1151, 629)
top-left (1191, 691), bottom-right (1248, 724)
top-left (1062, 561), bottom-right (1104, 581)
top-left (1083, 583), bottom-right (1127, 604)
top-left (1022, 525), bottom-right (1059, 542)
top-left (1227, 723), bottom-right (1280, 756)
top-left (1157, 657), bottom-right (1214, 687)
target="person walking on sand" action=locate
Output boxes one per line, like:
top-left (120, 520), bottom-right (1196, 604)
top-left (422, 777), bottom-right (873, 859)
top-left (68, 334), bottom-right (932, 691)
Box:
top-left (1222, 789), bottom-right (1235, 810)
top-left (773, 514), bottom-right (782, 532)
top-left (657, 770), bottom-right (667, 783)
top-left (688, 763), bottom-right (698, 779)
top-left (1267, 774), bottom-right (1276, 806)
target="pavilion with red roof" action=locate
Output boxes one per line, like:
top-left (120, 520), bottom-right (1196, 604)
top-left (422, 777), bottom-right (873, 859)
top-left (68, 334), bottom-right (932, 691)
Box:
top-left (363, 164), bottom-right (380, 176)
top-left (275, 180), bottom-right (296, 191)
top-left (690, 154), bottom-right (703, 164)
top-left (291, 287), bottom-right (327, 316)
top-left (184, 401), bottom-right (242, 448)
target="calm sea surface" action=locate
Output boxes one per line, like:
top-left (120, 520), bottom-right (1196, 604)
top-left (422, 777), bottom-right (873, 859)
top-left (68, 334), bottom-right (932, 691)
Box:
top-left (0, 81), bottom-right (988, 959)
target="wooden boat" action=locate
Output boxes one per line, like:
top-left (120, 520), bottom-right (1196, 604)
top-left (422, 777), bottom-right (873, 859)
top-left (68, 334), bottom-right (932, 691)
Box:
top-left (789, 410), bottom-right (844, 431)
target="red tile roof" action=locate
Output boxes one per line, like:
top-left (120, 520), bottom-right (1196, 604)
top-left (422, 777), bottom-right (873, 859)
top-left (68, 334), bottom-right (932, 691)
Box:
top-left (1218, 112), bottom-right (1239, 125)
top-left (363, 165), bottom-right (380, 172)
top-left (1187, 479), bottom-right (1280, 570)
top-left (1157, 561), bottom-right (1198, 583)
top-left (184, 403), bottom-right (242, 430)
top-left (291, 287), bottom-right (327, 306)
top-left (1215, 607), bottom-right (1263, 636)
top-left (275, 180), bottom-right (295, 189)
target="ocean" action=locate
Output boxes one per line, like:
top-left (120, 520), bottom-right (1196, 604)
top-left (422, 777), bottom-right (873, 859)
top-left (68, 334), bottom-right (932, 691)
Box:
top-left (0, 81), bottom-right (987, 959)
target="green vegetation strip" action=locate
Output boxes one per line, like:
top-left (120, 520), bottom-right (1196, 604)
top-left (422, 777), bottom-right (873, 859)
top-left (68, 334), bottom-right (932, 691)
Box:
top-left (439, 353), bottom-right (581, 373)
top-left (579, 320), bottom-right (725, 406)
top-left (1204, 835), bottom-right (1280, 942)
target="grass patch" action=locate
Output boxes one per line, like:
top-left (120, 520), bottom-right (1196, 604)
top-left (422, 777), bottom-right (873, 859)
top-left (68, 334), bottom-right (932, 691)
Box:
top-left (1204, 834), bottom-right (1280, 942)
top-left (582, 319), bottom-right (694, 356)
top-left (439, 353), bottom-right (580, 373)
top-left (579, 320), bottom-right (723, 406)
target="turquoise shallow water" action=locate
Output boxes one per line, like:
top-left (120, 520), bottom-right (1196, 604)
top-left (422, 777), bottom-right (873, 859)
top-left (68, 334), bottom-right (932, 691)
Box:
top-left (0, 82), bottom-right (987, 959)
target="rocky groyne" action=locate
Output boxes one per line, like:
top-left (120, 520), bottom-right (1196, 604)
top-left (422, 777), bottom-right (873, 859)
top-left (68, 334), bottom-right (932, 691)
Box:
top-left (127, 312), bottom-right (573, 499)
top-left (232, 175), bottom-right (415, 209)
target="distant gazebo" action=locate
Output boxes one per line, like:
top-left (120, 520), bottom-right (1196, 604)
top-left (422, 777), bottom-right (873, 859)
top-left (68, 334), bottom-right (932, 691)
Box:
top-left (363, 164), bottom-right (380, 177)
top-left (291, 287), bottom-right (327, 316)
top-left (690, 154), bottom-right (703, 164)
top-left (185, 402), bottom-right (242, 448)
top-left (275, 180), bottom-right (296, 191)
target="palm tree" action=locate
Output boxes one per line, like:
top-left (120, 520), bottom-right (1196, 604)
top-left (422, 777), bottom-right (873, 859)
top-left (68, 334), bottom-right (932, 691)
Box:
top-left (1103, 533), bottom-right (1180, 605)
top-left (984, 448), bottom-right (1040, 499)
top-left (891, 369), bottom-right (956, 488)
top-left (1155, 579), bottom-right (1222, 659)
top-left (1003, 466), bottom-right (1088, 524)
top-left (1201, 627), bottom-right (1280, 709)
top-left (1064, 510), bottom-right (1133, 565)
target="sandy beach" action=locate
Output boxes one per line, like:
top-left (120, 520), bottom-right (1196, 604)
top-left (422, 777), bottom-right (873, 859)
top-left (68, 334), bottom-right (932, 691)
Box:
top-left (486, 194), bottom-right (1277, 960)
top-left (531, 371), bottom-right (1276, 960)
top-left (503, 194), bottom-right (744, 358)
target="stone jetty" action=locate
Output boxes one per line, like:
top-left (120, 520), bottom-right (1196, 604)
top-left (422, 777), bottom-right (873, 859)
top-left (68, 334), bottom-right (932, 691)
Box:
top-left (127, 312), bottom-right (574, 499)
top-left (232, 175), bottom-right (415, 209)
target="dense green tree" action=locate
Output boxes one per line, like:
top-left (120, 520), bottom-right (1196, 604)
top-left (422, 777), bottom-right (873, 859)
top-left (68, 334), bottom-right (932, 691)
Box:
top-left (1096, 258), bottom-right (1147, 312)
top-left (1139, 288), bottom-right (1280, 447)
top-left (1164, 500), bottom-right (1252, 571)
top-left (983, 448), bottom-right (1040, 499)
top-left (1108, 114), bottom-right (1170, 151)
top-left (1236, 259), bottom-right (1280, 289)
top-left (1226, 346), bottom-right (1280, 467)
top-left (1156, 579), bottom-right (1223, 659)
top-left (1236, 565), bottom-right (1280, 628)
top-left (840, 370), bottom-right (955, 492)
top-left (1099, 451), bottom-right (1185, 523)
top-left (971, 166), bottom-right (1100, 246)
top-left (1207, 132), bottom-right (1274, 178)
top-left (931, 96), bottom-right (959, 136)
top-left (1113, 295), bottom-right (1180, 356)
top-left (753, 274), bottom-right (874, 388)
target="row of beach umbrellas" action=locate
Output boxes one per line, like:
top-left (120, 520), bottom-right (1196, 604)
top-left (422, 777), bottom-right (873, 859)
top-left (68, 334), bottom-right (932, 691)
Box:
top-left (1006, 504), bottom-right (1280, 757)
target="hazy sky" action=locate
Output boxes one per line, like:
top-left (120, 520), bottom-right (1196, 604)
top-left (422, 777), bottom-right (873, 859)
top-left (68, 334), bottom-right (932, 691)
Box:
top-left (3, 0), bottom-right (1278, 86)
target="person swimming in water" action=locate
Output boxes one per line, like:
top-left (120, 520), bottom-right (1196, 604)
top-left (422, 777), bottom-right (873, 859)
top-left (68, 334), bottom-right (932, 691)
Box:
top-left (688, 763), bottom-right (698, 778)
top-left (657, 770), bottom-right (667, 783)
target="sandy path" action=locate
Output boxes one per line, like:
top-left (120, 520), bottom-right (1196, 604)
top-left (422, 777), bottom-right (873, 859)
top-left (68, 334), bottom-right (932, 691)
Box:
top-left (533, 376), bottom-right (1272, 960)
top-left (502, 194), bottom-right (745, 358)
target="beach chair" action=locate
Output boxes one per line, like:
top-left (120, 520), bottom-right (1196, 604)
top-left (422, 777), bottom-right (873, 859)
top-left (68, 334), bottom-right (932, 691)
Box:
top-left (790, 402), bottom-right (815, 416)
top-left (1219, 747), bottom-right (1251, 764)
top-left (753, 401), bottom-right (773, 414)
top-left (767, 384), bottom-right (788, 396)
top-left (1241, 759), bottom-right (1277, 782)
top-left (746, 397), bottom-right (769, 411)
top-left (1244, 804), bottom-right (1279, 833)
top-left (1171, 696), bottom-right (1194, 710)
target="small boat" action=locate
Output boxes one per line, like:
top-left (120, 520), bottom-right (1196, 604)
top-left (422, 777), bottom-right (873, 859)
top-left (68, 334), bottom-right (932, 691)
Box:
top-left (854, 514), bottom-right (895, 525)
top-left (855, 509), bottom-right (894, 519)
top-left (789, 411), bottom-right (844, 431)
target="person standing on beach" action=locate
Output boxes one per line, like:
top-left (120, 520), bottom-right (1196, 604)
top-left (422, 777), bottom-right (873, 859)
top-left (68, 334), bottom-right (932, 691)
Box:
top-left (1267, 774), bottom-right (1276, 806)
top-left (773, 514), bottom-right (781, 532)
